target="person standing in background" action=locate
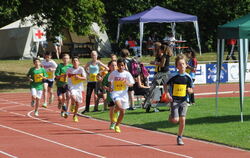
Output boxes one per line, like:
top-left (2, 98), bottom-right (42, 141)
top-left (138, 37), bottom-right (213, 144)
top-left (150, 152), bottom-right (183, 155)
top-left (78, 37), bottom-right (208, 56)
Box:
top-left (185, 48), bottom-right (197, 106)
top-left (53, 35), bottom-right (63, 59)
top-left (226, 39), bottom-right (237, 61)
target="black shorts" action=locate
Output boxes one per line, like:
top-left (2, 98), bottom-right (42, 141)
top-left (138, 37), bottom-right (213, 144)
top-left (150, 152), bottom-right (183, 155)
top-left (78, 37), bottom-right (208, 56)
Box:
top-left (57, 85), bottom-right (69, 96)
top-left (128, 87), bottom-right (134, 92)
top-left (108, 100), bottom-right (115, 107)
top-left (43, 80), bottom-right (54, 88)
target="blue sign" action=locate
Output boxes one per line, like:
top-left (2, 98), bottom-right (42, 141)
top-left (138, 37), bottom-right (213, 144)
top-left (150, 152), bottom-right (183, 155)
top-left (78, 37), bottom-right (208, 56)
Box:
top-left (206, 64), bottom-right (228, 83)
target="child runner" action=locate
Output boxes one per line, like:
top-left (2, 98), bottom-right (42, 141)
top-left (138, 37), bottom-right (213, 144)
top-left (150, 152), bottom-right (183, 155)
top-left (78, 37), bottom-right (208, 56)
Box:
top-left (165, 54), bottom-right (194, 145)
top-left (27, 58), bottom-right (48, 116)
top-left (41, 52), bottom-right (57, 108)
top-left (82, 51), bottom-right (108, 113)
top-left (108, 58), bottom-right (135, 133)
top-left (102, 60), bottom-right (119, 130)
top-left (66, 56), bottom-right (86, 122)
top-left (55, 53), bottom-right (72, 117)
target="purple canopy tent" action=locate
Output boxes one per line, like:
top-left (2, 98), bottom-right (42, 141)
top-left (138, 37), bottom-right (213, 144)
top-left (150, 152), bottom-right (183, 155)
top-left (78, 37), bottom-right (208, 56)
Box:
top-left (116, 6), bottom-right (201, 55)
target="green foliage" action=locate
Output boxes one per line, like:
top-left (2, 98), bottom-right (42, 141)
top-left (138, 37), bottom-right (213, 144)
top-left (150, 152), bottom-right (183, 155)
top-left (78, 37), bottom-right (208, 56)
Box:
top-left (101, 0), bottom-right (250, 52)
top-left (0, 0), bottom-right (105, 37)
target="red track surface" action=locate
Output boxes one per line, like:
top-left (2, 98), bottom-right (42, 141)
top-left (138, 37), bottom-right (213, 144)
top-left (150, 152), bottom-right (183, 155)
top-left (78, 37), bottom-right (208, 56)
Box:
top-left (1, 84), bottom-right (250, 158)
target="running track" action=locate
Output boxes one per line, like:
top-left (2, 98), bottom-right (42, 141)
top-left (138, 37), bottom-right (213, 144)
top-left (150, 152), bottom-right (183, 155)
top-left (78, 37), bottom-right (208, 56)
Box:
top-left (0, 83), bottom-right (250, 158)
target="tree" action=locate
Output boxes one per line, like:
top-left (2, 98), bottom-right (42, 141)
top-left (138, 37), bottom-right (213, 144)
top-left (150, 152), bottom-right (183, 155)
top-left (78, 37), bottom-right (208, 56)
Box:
top-left (0, 0), bottom-right (105, 37)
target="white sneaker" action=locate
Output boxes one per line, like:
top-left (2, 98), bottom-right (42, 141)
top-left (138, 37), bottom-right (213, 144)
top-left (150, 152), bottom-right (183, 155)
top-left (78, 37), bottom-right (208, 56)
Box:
top-left (34, 111), bottom-right (39, 116)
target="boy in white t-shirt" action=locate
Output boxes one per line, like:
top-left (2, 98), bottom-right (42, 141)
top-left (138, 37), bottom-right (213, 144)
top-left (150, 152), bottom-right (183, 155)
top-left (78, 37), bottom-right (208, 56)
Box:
top-left (41, 52), bottom-right (57, 108)
top-left (66, 56), bottom-right (86, 122)
top-left (108, 58), bottom-right (135, 133)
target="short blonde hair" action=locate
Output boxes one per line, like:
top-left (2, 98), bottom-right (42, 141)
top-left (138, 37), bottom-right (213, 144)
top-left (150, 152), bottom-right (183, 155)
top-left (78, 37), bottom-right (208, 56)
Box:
top-left (175, 54), bottom-right (187, 67)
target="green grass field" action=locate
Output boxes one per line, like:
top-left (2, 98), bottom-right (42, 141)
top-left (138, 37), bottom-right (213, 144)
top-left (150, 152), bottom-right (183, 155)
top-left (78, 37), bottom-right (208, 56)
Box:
top-left (85, 97), bottom-right (250, 150)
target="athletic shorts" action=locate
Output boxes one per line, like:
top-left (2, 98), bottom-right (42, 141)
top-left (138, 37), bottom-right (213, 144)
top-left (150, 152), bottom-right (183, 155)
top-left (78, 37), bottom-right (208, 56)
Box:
top-left (111, 96), bottom-right (129, 110)
top-left (57, 85), bottom-right (69, 96)
top-left (70, 89), bottom-right (83, 103)
top-left (31, 88), bottom-right (43, 99)
top-left (170, 101), bottom-right (188, 118)
top-left (128, 87), bottom-right (134, 92)
top-left (43, 79), bottom-right (54, 88)
top-left (108, 100), bottom-right (115, 107)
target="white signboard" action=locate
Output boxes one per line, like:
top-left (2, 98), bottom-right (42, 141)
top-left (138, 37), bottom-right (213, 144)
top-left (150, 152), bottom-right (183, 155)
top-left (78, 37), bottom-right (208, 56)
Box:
top-left (194, 64), bottom-right (206, 84)
top-left (228, 63), bottom-right (250, 82)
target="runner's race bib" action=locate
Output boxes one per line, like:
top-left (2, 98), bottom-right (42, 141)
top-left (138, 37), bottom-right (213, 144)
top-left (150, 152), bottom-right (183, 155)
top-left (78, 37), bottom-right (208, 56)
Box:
top-left (59, 73), bottom-right (67, 82)
top-left (173, 84), bottom-right (187, 97)
top-left (34, 73), bottom-right (43, 82)
top-left (113, 81), bottom-right (126, 91)
top-left (47, 71), bottom-right (53, 79)
top-left (71, 74), bottom-right (83, 85)
top-left (89, 73), bottom-right (97, 82)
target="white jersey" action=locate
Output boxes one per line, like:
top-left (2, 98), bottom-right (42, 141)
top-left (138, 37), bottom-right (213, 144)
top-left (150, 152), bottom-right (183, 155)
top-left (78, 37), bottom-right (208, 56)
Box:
top-left (41, 60), bottom-right (57, 81)
top-left (67, 66), bottom-right (86, 91)
top-left (108, 70), bottom-right (135, 102)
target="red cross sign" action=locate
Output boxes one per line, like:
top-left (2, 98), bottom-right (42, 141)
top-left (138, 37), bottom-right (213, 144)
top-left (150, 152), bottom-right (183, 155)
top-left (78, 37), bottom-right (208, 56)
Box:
top-left (33, 28), bottom-right (46, 42)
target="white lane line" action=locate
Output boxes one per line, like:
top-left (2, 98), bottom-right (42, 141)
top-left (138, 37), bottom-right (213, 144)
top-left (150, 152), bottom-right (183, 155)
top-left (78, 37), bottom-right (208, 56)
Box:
top-left (195, 90), bottom-right (250, 96)
top-left (0, 124), bottom-right (105, 158)
top-left (9, 112), bottom-right (25, 117)
top-left (27, 110), bottom-right (192, 158)
top-left (0, 150), bottom-right (18, 158)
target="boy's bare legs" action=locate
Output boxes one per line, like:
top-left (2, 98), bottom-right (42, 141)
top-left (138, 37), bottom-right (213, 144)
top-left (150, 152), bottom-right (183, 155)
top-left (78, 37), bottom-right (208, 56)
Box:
top-left (114, 100), bottom-right (125, 132)
top-left (43, 83), bottom-right (48, 106)
top-left (34, 97), bottom-right (40, 116)
top-left (178, 117), bottom-right (185, 136)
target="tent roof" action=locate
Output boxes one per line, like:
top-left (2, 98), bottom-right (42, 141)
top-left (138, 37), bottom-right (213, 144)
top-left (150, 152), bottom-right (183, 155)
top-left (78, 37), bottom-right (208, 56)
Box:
top-left (218, 14), bottom-right (250, 39)
top-left (119, 6), bottom-right (197, 24)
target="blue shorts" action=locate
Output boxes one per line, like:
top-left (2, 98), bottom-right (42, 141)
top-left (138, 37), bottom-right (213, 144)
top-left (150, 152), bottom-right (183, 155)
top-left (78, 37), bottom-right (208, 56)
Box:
top-left (43, 80), bottom-right (54, 88)
top-left (57, 85), bottom-right (69, 96)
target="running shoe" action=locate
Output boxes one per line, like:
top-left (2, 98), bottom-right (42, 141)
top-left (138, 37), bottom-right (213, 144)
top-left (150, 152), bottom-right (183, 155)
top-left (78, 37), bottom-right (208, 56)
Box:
top-left (177, 136), bottom-right (184, 145)
top-left (70, 104), bottom-right (75, 113)
top-left (73, 115), bottom-right (79, 122)
top-left (115, 126), bottom-right (121, 133)
top-left (31, 100), bottom-right (35, 107)
top-left (61, 111), bottom-right (65, 117)
top-left (64, 112), bottom-right (70, 119)
top-left (42, 103), bottom-right (47, 108)
top-left (109, 123), bottom-right (116, 130)
top-left (49, 95), bottom-right (54, 104)
top-left (34, 110), bottom-right (39, 116)
top-left (62, 104), bottom-right (67, 112)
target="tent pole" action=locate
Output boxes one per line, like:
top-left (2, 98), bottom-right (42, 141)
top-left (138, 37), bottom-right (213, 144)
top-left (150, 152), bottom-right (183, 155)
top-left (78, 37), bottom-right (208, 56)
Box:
top-left (193, 21), bottom-right (201, 55)
top-left (238, 39), bottom-right (244, 122)
top-left (116, 23), bottom-right (121, 43)
top-left (216, 39), bottom-right (224, 117)
top-left (139, 22), bottom-right (144, 57)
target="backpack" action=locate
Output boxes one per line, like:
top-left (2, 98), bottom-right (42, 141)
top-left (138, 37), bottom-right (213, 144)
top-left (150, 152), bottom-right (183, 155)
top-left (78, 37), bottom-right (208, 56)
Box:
top-left (140, 63), bottom-right (149, 78)
top-left (129, 58), bottom-right (141, 77)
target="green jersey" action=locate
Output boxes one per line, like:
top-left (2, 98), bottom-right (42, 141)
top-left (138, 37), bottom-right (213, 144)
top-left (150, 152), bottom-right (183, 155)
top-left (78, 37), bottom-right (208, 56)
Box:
top-left (27, 67), bottom-right (48, 90)
top-left (102, 72), bottom-right (112, 102)
top-left (55, 63), bottom-right (73, 87)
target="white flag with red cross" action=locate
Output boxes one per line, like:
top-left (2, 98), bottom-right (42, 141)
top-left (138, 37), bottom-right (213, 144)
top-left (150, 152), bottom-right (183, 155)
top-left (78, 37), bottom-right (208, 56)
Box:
top-left (33, 28), bottom-right (46, 42)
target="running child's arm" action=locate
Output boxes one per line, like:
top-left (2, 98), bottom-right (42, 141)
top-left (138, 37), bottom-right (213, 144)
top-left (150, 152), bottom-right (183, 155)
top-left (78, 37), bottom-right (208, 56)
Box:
top-left (98, 61), bottom-right (109, 71)
top-left (187, 87), bottom-right (193, 94)
top-left (166, 85), bottom-right (173, 102)
top-left (84, 62), bottom-right (90, 76)
top-left (27, 69), bottom-right (33, 82)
